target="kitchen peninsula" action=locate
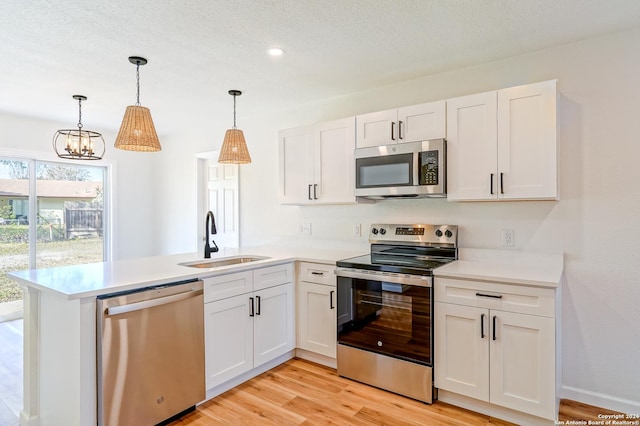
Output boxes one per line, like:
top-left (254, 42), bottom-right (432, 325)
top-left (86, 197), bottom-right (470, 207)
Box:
top-left (8, 244), bottom-right (364, 426)
top-left (8, 244), bottom-right (563, 426)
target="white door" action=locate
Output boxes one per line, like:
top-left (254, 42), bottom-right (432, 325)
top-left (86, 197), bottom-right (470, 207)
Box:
top-left (497, 80), bottom-right (557, 200)
top-left (315, 117), bottom-right (356, 204)
top-left (434, 302), bottom-right (489, 401)
top-left (446, 91), bottom-right (498, 201)
top-left (397, 100), bottom-right (446, 143)
top-left (297, 281), bottom-right (336, 358)
top-left (355, 109), bottom-right (398, 148)
top-left (490, 310), bottom-right (556, 419)
top-left (204, 294), bottom-right (253, 389)
top-left (204, 157), bottom-right (239, 249)
top-left (253, 283), bottom-right (295, 367)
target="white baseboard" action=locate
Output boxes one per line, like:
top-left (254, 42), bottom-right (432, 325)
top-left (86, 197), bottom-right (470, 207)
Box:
top-left (560, 385), bottom-right (640, 415)
top-left (295, 348), bottom-right (336, 368)
top-left (19, 411), bottom-right (38, 426)
top-left (437, 390), bottom-right (555, 426)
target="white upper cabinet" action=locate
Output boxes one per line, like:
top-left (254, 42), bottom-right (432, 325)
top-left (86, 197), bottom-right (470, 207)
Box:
top-left (279, 117), bottom-right (356, 205)
top-left (446, 91), bottom-right (498, 201)
top-left (356, 100), bottom-right (446, 148)
top-left (447, 80), bottom-right (557, 201)
top-left (278, 125), bottom-right (314, 204)
top-left (497, 80), bottom-right (557, 200)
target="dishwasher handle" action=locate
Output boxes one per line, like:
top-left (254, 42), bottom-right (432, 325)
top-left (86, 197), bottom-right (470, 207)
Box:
top-left (105, 289), bottom-right (203, 316)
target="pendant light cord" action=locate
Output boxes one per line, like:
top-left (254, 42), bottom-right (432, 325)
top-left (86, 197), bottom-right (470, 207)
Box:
top-left (135, 63), bottom-right (141, 106)
top-left (77, 97), bottom-right (83, 130)
top-left (232, 93), bottom-right (237, 129)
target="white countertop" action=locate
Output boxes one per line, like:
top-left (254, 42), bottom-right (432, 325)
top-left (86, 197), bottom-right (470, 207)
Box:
top-left (8, 240), bottom-right (563, 299)
top-left (434, 248), bottom-right (563, 288)
top-left (7, 242), bottom-right (367, 300)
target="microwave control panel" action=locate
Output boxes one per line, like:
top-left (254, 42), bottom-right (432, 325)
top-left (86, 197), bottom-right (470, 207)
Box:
top-left (419, 150), bottom-right (439, 185)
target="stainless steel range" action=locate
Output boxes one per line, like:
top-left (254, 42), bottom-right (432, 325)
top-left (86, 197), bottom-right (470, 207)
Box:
top-left (335, 223), bottom-right (458, 403)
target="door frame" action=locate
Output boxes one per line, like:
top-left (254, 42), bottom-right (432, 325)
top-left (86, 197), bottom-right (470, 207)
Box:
top-left (195, 151), bottom-right (240, 251)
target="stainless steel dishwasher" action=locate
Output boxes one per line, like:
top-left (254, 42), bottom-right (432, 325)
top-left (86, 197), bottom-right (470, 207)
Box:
top-left (97, 279), bottom-right (205, 426)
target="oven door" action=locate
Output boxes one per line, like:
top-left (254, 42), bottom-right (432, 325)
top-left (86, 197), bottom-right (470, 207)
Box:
top-left (336, 269), bottom-right (433, 366)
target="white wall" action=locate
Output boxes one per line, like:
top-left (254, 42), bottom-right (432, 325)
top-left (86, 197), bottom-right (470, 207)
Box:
top-left (0, 112), bottom-right (156, 260)
top-left (154, 27), bottom-right (640, 412)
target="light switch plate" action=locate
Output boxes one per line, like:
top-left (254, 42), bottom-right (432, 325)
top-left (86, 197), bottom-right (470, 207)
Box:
top-left (501, 229), bottom-right (515, 247)
top-left (300, 223), bottom-right (312, 235)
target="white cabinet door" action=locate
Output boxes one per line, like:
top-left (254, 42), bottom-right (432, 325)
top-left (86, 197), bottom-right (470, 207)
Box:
top-left (356, 101), bottom-right (446, 148)
top-left (279, 119), bottom-right (356, 205)
top-left (397, 100), bottom-right (446, 143)
top-left (446, 91), bottom-right (498, 201)
top-left (315, 117), bottom-right (356, 203)
top-left (297, 281), bottom-right (336, 358)
top-left (278, 125), bottom-right (314, 204)
top-left (253, 283), bottom-right (295, 368)
top-left (435, 302), bottom-right (489, 401)
top-left (356, 109), bottom-right (398, 148)
top-left (490, 310), bottom-right (556, 419)
top-left (497, 80), bottom-right (557, 200)
top-left (204, 294), bottom-right (253, 389)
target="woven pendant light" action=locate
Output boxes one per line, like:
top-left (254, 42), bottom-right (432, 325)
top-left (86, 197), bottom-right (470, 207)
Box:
top-left (219, 90), bottom-right (251, 164)
top-left (114, 56), bottom-right (161, 152)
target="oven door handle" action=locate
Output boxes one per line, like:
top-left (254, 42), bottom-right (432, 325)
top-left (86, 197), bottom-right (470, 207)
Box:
top-left (334, 268), bottom-right (432, 288)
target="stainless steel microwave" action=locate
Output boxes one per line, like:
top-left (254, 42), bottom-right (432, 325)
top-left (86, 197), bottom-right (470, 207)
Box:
top-left (355, 139), bottom-right (446, 199)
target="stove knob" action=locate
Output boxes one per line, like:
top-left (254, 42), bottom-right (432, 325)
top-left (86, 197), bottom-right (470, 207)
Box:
top-left (379, 228), bottom-right (386, 235)
top-left (435, 229), bottom-right (443, 237)
top-left (372, 228), bottom-right (379, 235)
top-left (445, 230), bottom-right (453, 238)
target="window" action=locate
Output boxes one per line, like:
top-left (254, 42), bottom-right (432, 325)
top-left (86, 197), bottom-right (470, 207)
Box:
top-left (0, 158), bottom-right (110, 306)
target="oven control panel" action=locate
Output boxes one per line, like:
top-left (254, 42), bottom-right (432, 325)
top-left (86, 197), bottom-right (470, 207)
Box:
top-left (370, 224), bottom-right (457, 245)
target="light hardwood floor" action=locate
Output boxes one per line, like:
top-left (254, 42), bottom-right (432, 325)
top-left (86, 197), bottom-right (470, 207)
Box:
top-left (171, 358), bottom-right (626, 426)
top-left (0, 320), bottom-right (624, 426)
top-left (0, 318), bottom-right (22, 426)
top-left (171, 358), bottom-right (512, 426)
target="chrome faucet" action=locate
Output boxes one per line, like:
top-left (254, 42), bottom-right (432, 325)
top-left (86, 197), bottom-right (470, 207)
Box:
top-left (204, 211), bottom-right (219, 258)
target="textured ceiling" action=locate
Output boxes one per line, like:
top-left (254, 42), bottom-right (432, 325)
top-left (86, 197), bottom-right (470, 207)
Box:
top-left (2, 0), bottom-right (640, 136)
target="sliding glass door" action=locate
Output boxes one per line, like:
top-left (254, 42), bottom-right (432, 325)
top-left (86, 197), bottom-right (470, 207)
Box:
top-left (0, 158), bottom-right (108, 308)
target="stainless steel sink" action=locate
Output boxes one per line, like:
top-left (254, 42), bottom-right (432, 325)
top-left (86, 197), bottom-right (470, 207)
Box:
top-left (179, 256), bottom-right (269, 269)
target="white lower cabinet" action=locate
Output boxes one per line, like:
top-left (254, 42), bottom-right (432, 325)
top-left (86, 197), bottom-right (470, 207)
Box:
top-left (203, 264), bottom-right (295, 390)
top-left (253, 283), bottom-right (295, 367)
top-left (296, 262), bottom-right (337, 360)
top-left (435, 277), bottom-right (557, 421)
top-left (204, 293), bottom-right (253, 388)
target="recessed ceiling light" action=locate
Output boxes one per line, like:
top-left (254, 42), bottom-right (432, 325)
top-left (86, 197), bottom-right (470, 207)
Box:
top-left (267, 47), bottom-right (285, 57)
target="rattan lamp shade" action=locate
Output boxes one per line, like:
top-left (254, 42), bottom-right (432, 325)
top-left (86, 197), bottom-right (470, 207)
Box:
top-left (114, 105), bottom-right (161, 152)
top-left (218, 128), bottom-right (251, 164)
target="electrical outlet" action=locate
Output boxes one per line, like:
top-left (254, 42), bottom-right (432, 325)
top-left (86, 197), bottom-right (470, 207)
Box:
top-left (300, 223), bottom-right (312, 236)
top-left (501, 229), bottom-right (515, 247)
top-left (353, 224), bottom-right (361, 237)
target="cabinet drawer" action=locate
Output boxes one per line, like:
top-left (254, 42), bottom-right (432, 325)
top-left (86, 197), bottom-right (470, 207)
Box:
top-left (254, 263), bottom-right (294, 291)
top-left (298, 262), bottom-right (336, 286)
top-left (203, 271), bottom-right (253, 303)
top-left (435, 277), bottom-right (555, 317)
